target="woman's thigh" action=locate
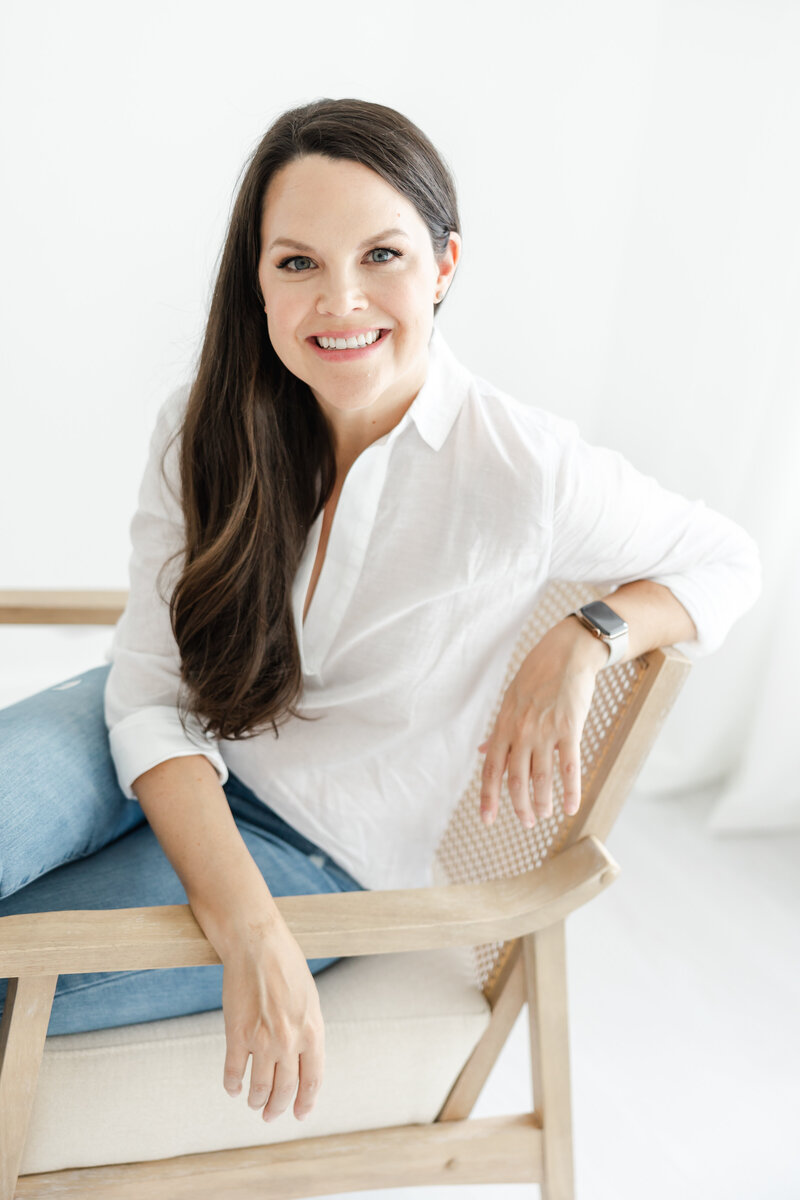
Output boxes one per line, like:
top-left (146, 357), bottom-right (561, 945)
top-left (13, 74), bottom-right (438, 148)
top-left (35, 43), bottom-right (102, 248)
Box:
top-left (0, 779), bottom-right (365, 1036)
top-left (0, 663), bottom-right (144, 898)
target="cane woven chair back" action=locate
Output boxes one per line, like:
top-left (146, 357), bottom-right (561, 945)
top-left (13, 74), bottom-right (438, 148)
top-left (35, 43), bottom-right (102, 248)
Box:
top-left (434, 579), bottom-right (650, 995)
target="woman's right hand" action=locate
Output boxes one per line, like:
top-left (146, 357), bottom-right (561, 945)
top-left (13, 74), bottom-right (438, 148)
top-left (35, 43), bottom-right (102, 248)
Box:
top-left (220, 915), bottom-right (326, 1123)
top-left (129, 758), bottom-right (326, 1123)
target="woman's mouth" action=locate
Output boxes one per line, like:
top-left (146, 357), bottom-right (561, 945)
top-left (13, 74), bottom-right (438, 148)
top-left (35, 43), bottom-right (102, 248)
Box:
top-left (308, 328), bottom-right (389, 361)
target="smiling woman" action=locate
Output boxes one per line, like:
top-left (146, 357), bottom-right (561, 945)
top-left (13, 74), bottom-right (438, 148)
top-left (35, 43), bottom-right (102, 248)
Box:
top-left (0, 97), bottom-right (761, 1133)
top-left (257, 154), bottom-right (459, 458)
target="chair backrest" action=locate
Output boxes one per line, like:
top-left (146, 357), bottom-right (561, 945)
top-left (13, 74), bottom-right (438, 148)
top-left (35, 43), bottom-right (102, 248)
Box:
top-left (434, 579), bottom-right (690, 996)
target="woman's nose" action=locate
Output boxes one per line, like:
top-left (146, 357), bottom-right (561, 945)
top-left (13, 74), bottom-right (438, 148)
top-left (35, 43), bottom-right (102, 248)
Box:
top-left (315, 269), bottom-right (368, 317)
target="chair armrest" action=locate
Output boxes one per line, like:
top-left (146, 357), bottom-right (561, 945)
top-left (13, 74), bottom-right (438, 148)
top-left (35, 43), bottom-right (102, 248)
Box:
top-left (0, 836), bottom-right (618, 977)
top-left (0, 589), bottom-right (127, 625)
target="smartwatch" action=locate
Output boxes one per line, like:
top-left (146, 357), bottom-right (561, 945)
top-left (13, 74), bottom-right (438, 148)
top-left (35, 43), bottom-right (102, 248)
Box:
top-left (569, 601), bottom-right (629, 667)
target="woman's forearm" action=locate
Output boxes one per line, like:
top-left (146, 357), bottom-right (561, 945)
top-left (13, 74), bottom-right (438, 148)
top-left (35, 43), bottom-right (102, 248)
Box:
top-left (598, 579), bottom-right (697, 658)
top-left (479, 580), bottom-right (700, 824)
top-left (132, 754), bottom-right (327, 1123)
top-left (555, 579), bottom-right (698, 668)
top-left (131, 755), bottom-right (285, 955)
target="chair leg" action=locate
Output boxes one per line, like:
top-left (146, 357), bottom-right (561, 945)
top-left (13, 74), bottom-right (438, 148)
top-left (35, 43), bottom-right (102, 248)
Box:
top-left (522, 923), bottom-right (574, 1200)
top-left (0, 975), bottom-right (57, 1200)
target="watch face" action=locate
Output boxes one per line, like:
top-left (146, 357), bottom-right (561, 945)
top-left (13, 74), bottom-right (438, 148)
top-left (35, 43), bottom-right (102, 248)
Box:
top-left (580, 600), bottom-right (628, 638)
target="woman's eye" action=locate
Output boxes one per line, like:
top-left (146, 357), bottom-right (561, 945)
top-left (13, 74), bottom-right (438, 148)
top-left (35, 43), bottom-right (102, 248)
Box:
top-left (369, 247), bottom-right (401, 263)
top-left (278, 255), bottom-right (315, 272)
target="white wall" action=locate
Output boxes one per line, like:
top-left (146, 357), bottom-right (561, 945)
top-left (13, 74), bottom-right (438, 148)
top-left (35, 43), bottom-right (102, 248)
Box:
top-left (2, 0), bottom-right (798, 803)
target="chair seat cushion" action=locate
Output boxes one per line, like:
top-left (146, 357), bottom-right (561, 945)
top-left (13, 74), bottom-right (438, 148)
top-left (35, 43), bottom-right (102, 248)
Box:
top-left (21, 944), bottom-right (491, 1175)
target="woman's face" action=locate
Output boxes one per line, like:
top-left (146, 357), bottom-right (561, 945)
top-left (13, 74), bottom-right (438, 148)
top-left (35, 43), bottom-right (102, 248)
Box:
top-left (257, 154), bottom-right (460, 431)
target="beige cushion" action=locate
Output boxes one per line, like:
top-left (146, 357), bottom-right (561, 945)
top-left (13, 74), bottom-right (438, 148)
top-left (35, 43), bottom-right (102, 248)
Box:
top-left (21, 945), bottom-right (491, 1175)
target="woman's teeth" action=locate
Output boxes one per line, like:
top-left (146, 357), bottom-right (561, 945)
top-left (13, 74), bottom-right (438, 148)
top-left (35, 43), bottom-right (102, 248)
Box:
top-left (315, 330), bottom-right (382, 350)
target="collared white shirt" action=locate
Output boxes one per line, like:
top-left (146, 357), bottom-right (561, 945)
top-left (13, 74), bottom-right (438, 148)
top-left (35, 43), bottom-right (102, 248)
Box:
top-left (104, 327), bottom-right (761, 891)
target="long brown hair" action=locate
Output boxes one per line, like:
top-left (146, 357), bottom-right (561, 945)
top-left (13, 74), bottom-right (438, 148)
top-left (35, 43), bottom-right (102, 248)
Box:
top-left (164, 98), bottom-right (461, 741)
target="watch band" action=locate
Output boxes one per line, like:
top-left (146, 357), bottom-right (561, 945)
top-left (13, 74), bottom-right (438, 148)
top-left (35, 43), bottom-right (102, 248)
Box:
top-left (569, 601), bottom-right (629, 668)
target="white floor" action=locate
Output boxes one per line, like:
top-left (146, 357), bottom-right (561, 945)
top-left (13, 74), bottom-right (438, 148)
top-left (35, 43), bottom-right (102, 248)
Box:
top-left (2, 628), bottom-right (799, 1199)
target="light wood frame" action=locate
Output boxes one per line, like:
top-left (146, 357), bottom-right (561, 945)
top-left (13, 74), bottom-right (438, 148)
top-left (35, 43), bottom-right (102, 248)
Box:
top-left (0, 590), bottom-right (691, 1200)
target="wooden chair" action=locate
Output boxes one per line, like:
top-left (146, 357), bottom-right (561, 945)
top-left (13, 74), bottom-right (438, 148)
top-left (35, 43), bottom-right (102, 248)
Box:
top-left (0, 582), bottom-right (690, 1200)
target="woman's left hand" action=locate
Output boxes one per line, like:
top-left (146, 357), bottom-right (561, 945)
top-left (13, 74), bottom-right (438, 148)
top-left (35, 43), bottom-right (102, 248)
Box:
top-left (478, 617), bottom-right (609, 828)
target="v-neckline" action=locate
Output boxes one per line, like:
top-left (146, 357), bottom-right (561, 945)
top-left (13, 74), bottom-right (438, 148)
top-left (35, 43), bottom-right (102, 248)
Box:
top-left (302, 487), bottom-right (341, 626)
top-left (291, 398), bottom-right (424, 677)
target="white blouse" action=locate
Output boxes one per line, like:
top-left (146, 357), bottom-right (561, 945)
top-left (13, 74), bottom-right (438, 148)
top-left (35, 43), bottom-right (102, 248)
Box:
top-left (104, 327), bottom-right (761, 891)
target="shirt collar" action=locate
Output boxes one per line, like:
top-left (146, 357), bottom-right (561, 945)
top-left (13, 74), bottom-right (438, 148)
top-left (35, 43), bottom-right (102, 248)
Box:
top-left (384, 325), bottom-right (472, 454)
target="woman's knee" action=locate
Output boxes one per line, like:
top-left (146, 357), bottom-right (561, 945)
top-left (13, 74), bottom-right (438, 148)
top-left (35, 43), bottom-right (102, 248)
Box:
top-left (0, 664), bottom-right (140, 897)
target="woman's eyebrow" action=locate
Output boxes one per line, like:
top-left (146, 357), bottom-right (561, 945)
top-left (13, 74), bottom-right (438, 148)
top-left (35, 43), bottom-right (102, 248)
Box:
top-left (268, 227), bottom-right (410, 253)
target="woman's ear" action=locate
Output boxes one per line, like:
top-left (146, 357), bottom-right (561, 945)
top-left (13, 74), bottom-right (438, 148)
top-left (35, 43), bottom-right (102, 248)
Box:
top-left (434, 231), bottom-right (462, 303)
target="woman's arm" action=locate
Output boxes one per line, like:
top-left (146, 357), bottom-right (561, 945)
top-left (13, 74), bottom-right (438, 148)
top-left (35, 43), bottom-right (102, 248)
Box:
top-left (478, 579), bottom-right (697, 828)
top-left (132, 754), bottom-right (324, 1124)
top-left (479, 409), bottom-right (761, 830)
top-left (546, 419), bottom-right (761, 661)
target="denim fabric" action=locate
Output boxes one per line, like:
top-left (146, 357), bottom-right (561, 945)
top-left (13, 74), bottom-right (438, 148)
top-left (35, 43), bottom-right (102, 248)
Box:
top-left (0, 664), bottom-right (365, 1035)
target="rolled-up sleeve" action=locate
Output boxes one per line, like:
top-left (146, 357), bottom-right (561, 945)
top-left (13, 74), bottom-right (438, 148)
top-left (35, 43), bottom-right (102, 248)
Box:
top-left (547, 419), bottom-right (762, 659)
top-left (104, 386), bottom-right (229, 799)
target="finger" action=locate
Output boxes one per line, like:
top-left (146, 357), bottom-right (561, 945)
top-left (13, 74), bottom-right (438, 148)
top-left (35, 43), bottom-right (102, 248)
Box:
top-left (262, 1058), bottom-right (299, 1122)
top-left (480, 739), bottom-right (510, 826)
top-left (559, 739), bottom-right (582, 816)
top-left (507, 745), bottom-right (536, 828)
top-left (247, 1058), bottom-right (276, 1111)
top-left (530, 745), bottom-right (555, 819)
top-left (223, 1040), bottom-right (249, 1098)
top-left (294, 1043), bottom-right (325, 1120)
top-left (478, 741), bottom-right (488, 753)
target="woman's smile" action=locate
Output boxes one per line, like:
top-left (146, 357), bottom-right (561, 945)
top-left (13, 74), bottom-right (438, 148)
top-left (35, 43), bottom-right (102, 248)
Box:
top-left (307, 328), bottom-right (390, 362)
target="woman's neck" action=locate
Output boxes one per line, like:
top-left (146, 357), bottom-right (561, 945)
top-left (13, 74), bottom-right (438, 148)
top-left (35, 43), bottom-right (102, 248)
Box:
top-left (327, 392), bottom-right (418, 479)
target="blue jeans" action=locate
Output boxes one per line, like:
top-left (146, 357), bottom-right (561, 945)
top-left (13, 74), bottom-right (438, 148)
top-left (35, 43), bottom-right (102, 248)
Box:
top-left (0, 664), bottom-right (366, 1036)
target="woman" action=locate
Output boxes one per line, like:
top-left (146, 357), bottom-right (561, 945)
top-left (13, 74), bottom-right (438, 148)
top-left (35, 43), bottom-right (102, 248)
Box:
top-left (0, 98), bottom-right (761, 1127)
